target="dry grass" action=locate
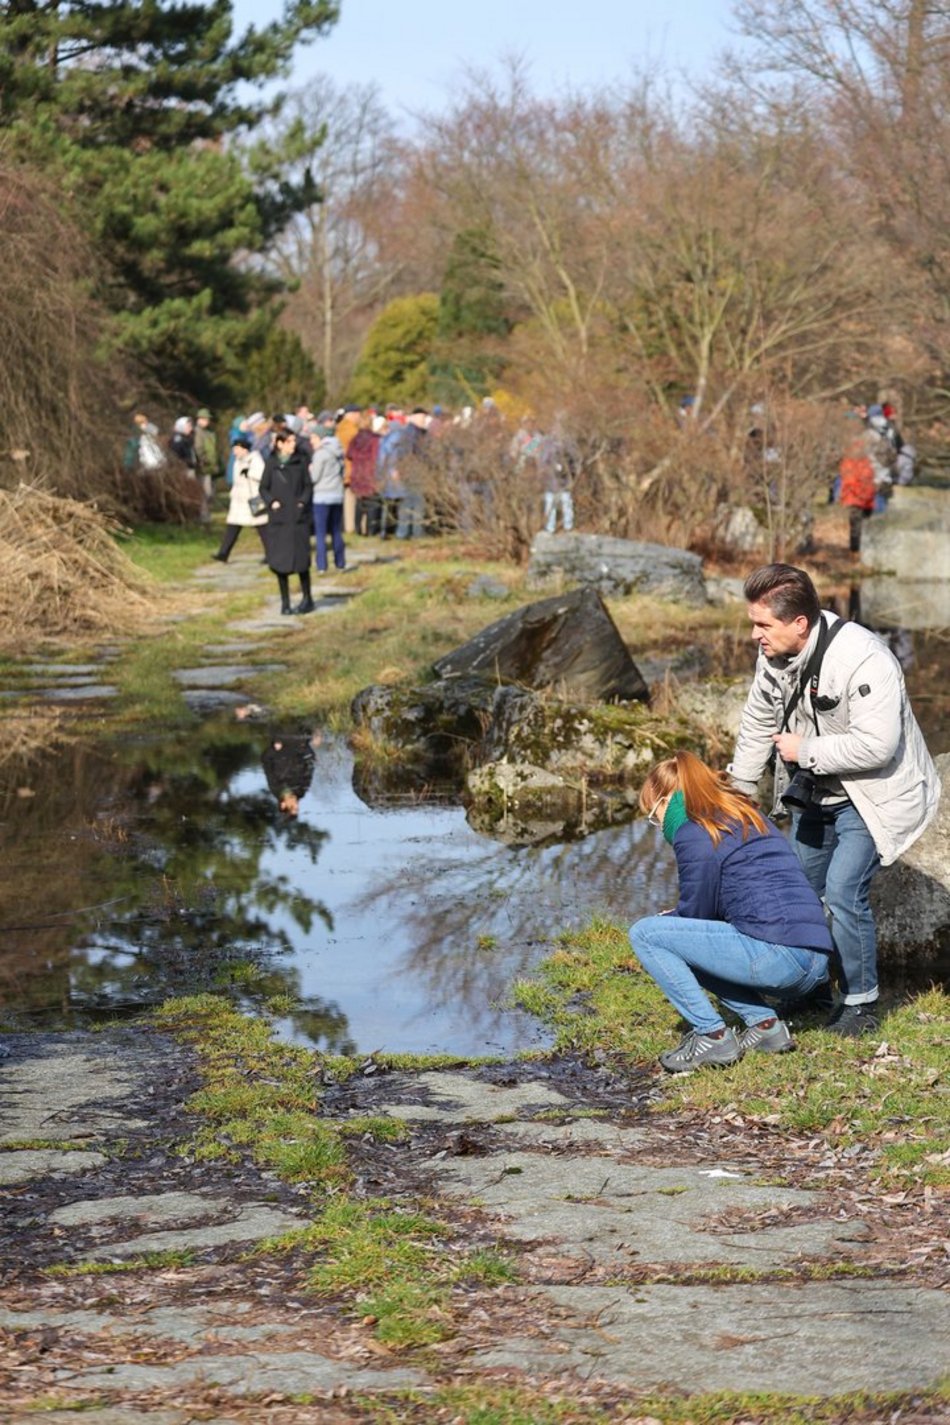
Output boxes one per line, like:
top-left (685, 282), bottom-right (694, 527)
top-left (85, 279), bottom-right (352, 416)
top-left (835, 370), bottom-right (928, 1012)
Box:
top-left (0, 484), bottom-right (157, 651)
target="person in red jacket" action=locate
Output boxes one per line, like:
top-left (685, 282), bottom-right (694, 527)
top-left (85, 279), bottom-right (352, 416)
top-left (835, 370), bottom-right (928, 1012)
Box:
top-left (346, 412), bottom-right (382, 536)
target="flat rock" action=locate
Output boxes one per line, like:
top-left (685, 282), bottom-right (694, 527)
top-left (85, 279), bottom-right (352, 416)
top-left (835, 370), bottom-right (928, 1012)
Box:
top-left (527, 531), bottom-right (708, 605)
top-left (0, 1148), bottom-right (106, 1184)
top-left (861, 485), bottom-right (950, 579)
top-left (471, 1281), bottom-right (950, 1394)
top-left (428, 1149), bottom-right (868, 1267)
top-left (41, 684), bottom-right (118, 701)
top-left (10, 1411), bottom-right (192, 1425)
top-left (375, 1070), bottom-right (572, 1123)
top-left (50, 1351), bottom-right (423, 1396)
top-left (182, 689), bottom-right (249, 712)
top-left (21, 663), bottom-right (104, 677)
top-left (199, 643), bottom-right (263, 658)
top-left (0, 1044), bottom-right (147, 1144)
top-left (172, 664), bottom-right (284, 688)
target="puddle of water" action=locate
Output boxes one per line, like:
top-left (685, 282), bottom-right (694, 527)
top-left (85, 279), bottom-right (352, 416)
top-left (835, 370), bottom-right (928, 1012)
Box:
top-left (1, 581), bottom-right (945, 1056)
top-left (0, 729), bottom-right (674, 1056)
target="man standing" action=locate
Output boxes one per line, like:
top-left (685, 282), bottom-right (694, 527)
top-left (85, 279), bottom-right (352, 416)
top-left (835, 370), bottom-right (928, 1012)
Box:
top-left (194, 408), bottom-right (221, 506)
top-left (728, 563), bottom-right (939, 1035)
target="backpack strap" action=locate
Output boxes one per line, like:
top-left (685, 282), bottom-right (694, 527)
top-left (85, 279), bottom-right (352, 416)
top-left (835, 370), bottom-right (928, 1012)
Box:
top-left (780, 616), bottom-right (846, 734)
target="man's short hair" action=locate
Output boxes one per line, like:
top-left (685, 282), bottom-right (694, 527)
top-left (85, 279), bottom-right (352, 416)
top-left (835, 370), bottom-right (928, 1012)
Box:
top-left (743, 563), bottom-right (821, 626)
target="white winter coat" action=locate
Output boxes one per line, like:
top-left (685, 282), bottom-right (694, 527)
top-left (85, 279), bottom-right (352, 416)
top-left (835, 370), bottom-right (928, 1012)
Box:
top-left (728, 611), bottom-right (939, 866)
top-left (226, 450), bottom-right (267, 527)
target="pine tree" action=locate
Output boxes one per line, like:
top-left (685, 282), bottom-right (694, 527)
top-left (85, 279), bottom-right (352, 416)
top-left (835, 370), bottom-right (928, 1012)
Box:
top-left (430, 227), bottom-right (510, 405)
top-left (0, 1), bottom-right (338, 402)
top-left (240, 325), bottom-right (325, 415)
top-left (347, 295), bottom-right (439, 408)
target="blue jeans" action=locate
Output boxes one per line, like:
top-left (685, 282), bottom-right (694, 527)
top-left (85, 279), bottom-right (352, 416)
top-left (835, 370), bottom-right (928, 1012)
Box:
top-left (313, 503), bottom-right (345, 572)
top-left (791, 802), bottom-right (881, 1004)
top-left (543, 489), bottom-right (574, 533)
top-left (629, 916), bottom-right (830, 1035)
top-left (396, 491), bottom-right (424, 538)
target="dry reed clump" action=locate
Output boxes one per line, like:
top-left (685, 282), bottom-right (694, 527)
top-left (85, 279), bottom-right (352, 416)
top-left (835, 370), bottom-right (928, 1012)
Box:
top-left (0, 483), bottom-right (156, 651)
top-left (0, 705), bottom-right (75, 783)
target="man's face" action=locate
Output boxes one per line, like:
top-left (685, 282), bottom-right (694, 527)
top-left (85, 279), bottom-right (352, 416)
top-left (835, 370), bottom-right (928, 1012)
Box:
top-left (747, 600), bottom-right (810, 659)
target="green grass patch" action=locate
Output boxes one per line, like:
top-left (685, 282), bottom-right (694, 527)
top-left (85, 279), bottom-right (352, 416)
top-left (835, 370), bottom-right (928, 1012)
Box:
top-left (0, 1139), bottom-right (95, 1152)
top-left (361, 1384), bottom-right (950, 1425)
top-left (116, 522), bottom-right (218, 583)
top-left (154, 995), bottom-right (503, 1349)
top-left (43, 1249), bottom-right (195, 1278)
top-left (514, 922), bottom-right (950, 1186)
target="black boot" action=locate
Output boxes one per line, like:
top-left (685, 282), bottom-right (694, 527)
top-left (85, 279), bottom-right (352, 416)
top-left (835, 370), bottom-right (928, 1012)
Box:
top-left (278, 573), bottom-right (292, 615)
top-left (295, 571), bottom-right (315, 614)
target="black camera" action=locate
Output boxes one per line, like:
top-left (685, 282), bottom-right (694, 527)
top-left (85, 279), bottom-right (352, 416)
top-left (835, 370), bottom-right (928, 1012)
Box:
top-left (780, 765), bottom-right (821, 811)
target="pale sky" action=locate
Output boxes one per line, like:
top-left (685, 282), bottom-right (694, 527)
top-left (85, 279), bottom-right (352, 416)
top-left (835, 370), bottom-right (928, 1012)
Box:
top-left (232, 0), bottom-right (740, 124)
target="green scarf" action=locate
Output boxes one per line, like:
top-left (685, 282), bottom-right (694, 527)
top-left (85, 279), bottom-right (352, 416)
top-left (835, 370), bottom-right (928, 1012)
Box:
top-left (662, 789), bottom-right (689, 845)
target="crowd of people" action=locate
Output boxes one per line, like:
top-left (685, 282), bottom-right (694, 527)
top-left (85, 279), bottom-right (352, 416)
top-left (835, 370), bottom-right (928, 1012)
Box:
top-left (124, 391), bottom-right (923, 570)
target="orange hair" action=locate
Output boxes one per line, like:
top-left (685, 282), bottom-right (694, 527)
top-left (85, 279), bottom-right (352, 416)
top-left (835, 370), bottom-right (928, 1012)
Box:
top-left (638, 750), bottom-right (767, 846)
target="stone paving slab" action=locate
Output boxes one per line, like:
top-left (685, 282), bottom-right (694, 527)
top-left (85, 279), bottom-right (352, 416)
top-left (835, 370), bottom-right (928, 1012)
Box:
top-left (0, 1045), bottom-right (147, 1143)
top-left (0, 1148), bottom-right (105, 1184)
top-left (8, 1411), bottom-right (199, 1425)
top-left (182, 689), bottom-right (249, 713)
top-left (42, 684), bottom-right (119, 701)
top-left (471, 1281), bottom-right (950, 1394)
top-left (49, 1351), bottom-right (423, 1396)
top-left (427, 1148), bottom-right (868, 1266)
top-left (0, 1302), bottom-right (302, 1347)
top-left (200, 644), bottom-right (263, 658)
top-left (47, 1192), bottom-right (302, 1261)
top-left (172, 665), bottom-right (285, 688)
top-left (496, 1117), bottom-right (651, 1152)
top-left (21, 663), bottom-right (105, 677)
top-left (375, 1070), bottom-right (575, 1122)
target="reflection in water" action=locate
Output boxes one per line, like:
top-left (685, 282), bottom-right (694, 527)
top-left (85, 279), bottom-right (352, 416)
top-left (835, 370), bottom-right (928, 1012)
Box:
top-left (0, 725), bottom-right (678, 1056)
top-left (3, 586), bottom-right (945, 1060)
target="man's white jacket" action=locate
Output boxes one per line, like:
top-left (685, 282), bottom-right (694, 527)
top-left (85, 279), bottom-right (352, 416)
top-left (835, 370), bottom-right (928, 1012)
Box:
top-left (728, 611), bottom-right (940, 866)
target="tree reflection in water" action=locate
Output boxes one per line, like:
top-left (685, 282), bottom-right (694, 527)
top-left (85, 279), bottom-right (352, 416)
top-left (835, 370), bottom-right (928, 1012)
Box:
top-left (0, 723), bottom-right (679, 1055)
top-left (0, 722), bottom-right (353, 1050)
top-left (346, 800), bottom-right (675, 1029)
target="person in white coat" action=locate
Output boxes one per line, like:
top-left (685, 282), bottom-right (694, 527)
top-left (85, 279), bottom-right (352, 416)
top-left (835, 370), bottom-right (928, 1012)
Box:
top-left (728, 563), bottom-right (939, 1036)
top-left (212, 433), bottom-right (268, 562)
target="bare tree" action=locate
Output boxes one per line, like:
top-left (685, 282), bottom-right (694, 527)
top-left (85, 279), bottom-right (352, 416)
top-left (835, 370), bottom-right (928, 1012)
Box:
top-left (259, 79), bottom-right (402, 398)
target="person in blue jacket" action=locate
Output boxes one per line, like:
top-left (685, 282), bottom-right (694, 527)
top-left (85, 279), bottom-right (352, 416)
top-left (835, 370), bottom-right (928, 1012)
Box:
top-left (630, 750), bottom-right (833, 1073)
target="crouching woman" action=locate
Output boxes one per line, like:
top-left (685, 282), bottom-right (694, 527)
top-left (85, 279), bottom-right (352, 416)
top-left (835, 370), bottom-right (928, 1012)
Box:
top-left (631, 751), bottom-right (832, 1073)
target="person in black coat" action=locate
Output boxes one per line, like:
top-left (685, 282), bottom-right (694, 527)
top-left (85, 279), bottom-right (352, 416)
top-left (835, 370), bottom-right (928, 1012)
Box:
top-left (262, 731), bottom-right (319, 815)
top-left (259, 431), bottom-right (315, 614)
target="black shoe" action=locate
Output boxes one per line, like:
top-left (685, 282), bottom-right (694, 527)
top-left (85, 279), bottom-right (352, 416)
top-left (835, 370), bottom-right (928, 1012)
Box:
top-left (824, 1003), bottom-right (879, 1037)
top-left (212, 552), bottom-right (228, 562)
top-left (778, 985), bottom-right (834, 1020)
top-left (280, 605), bottom-right (293, 616)
top-left (295, 598), bottom-right (316, 614)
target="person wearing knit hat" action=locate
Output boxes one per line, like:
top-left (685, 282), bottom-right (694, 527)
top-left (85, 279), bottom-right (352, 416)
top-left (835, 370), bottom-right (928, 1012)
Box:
top-left (194, 407), bottom-right (220, 503)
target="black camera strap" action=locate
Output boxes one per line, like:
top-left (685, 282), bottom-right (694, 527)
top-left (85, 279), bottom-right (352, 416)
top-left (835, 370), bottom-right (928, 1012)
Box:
top-left (779, 615), bottom-right (846, 734)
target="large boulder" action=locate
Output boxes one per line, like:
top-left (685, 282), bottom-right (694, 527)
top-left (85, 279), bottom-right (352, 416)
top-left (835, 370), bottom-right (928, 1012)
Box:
top-left (526, 531), bottom-right (708, 606)
top-left (351, 676), bottom-right (496, 764)
top-left (858, 576), bottom-right (950, 630)
top-left (481, 685), bottom-right (692, 779)
top-left (861, 486), bottom-right (950, 579)
top-left (872, 752), bottom-right (950, 976)
top-left (432, 586), bottom-right (649, 704)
